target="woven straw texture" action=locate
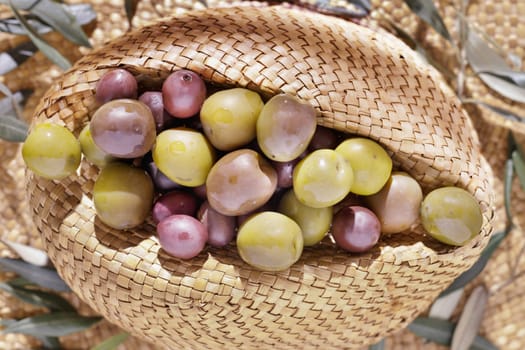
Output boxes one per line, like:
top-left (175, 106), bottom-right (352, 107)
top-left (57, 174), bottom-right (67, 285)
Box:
top-left (369, 1), bottom-right (525, 349)
top-left (24, 5), bottom-right (494, 349)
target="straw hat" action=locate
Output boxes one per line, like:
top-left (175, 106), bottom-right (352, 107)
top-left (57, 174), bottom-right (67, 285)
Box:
top-left (22, 3), bottom-right (494, 349)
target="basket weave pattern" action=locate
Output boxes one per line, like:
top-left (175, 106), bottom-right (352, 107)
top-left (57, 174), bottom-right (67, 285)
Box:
top-left (26, 6), bottom-right (493, 349)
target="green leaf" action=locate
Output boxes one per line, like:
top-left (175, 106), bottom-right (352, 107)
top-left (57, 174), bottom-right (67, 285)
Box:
top-left (408, 317), bottom-right (454, 345)
top-left (462, 100), bottom-right (525, 123)
top-left (91, 332), bottom-right (130, 350)
top-left (6, 277), bottom-right (33, 288)
top-left (0, 4), bottom-right (96, 37)
top-left (466, 29), bottom-right (525, 104)
top-left (35, 335), bottom-right (61, 350)
top-left (480, 71), bottom-right (525, 88)
top-left (0, 239), bottom-right (49, 267)
top-left (306, 0), bottom-right (370, 17)
top-left (504, 156), bottom-right (514, 223)
top-left (1, 0), bottom-right (92, 47)
top-left (0, 318), bottom-right (17, 327)
top-left (471, 336), bottom-right (499, 350)
top-left (0, 258), bottom-right (71, 292)
top-left (408, 317), bottom-right (498, 350)
top-left (429, 287), bottom-right (464, 320)
top-left (2, 312), bottom-right (102, 337)
top-left (402, 0), bottom-right (452, 41)
top-left (8, 1), bottom-right (71, 71)
top-left (451, 285), bottom-right (488, 350)
top-left (0, 281), bottom-right (75, 312)
top-left (512, 151), bottom-right (525, 191)
top-left (124, 0), bottom-right (140, 29)
top-left (0, 41), bottom-right (37, 75)
top-left (368, 338), bottom-right (385, 350)
top-left (0, 115), bottom-right (28, 142)
top-left (440, 230), bottom-right (507, 296)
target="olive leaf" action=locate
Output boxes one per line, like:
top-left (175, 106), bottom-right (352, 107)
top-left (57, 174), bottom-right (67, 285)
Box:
top-left (428, 287), bottom-right (464, 320)
top-left (0, 239), bottom-right (49, 267)
top-left (8, 1), bottom-right (71, 71)
top-left (0, 281), bottom-right (75, 312)
top-left (512, 150), bottom-right (525, 191)
top-left (466, 29), bottom-right (525, 104)
top-left (441, 230), bottom-right (506, 297)
top-left (408, 317), bottom-right (497, 350)
top-left (300, 0), bottom-right (370, 17)
top-left (0, 0), bottom-right (92, 47)
top-left (0, 3), bottom-right (96, 37)
top-left (462, 99), bottom-right (525, 123)
top-left (402, 0), bottom-right (452, 41)
top-left (2, 312), bottom-right (102, 337)
top-left (451, 285), bottom-right (488, 350)
top-left (91, 332), bottom-right (129, 350)
top-left (0, 258), bottom-right (71, 292)
top-left (0, 41), bottom-right (37, 75)
top-left (0, 115), bottom-right (28, 142)
top-left (124, 0), bottom-right (140, 29)
top-left (35, 335), bottom-right (61, 350)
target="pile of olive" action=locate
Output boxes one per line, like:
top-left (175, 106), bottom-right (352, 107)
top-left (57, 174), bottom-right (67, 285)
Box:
top-left (22, 68), bottom-right (483, 271)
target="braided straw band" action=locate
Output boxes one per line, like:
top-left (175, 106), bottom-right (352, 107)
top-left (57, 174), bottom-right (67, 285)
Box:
top-left (26, 6), bottom-right (494, 349)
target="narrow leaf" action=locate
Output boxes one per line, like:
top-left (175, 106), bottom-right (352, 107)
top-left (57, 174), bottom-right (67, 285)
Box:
top-left (462, 100), bottom-right (525, 123)
top-left (0, 90), bottom-right (23, 113)
top-left (0, 239), bottom-right (49, 267)
top-left (480, 70), bottom-right (525, 88)
top-left (504, 156), bottom-right (514, 223)
top-left (441, 230), bottom-right (507, 296)
top-left (0, 282), bottom-right (75, 311)
top-left (6, 277), bottom-right (33, 288)
top-left (409, 317), bottom-right (498, 350)
top-left (471, 335), bottom-right (499, 350)
top-left (512, 151), bottom-right (525, 191)
top-left (408, 317), bottom-right (454, 345)
top-left (0, 258), bottom-right (70, 292)
top-left (451, 285), bottom-right (488, 350)
top-left (0, 115), bottom-right (28, 142)
top-left (91, 332), bottom-right (130, 350)
top-left (402, 0), bottom-right (451, 41)
top-left (124, 0), bottom-right (140, 29)
top-left (2, 312), bottom-right (102, 337)
top-left (8, 1), bottom-right (71, 71)
top-left (0, 0), bottom-right (92, 47)
top-left (429, 287), bottom-right (464, 320)
top-left (368, 338), bottom-right (385, 350)
top-left (466, 29), bottom-right (525, 104)
top-left (0, 4), bottom-right (97, 37)
top-left (35, 335), bottom-right (61, 350)
top-left (347, 0), bottom-right (372, 12)
top-left (0, 41), bottom-right (37, 75)
top-left (0, 319), bottom-right (17, 327)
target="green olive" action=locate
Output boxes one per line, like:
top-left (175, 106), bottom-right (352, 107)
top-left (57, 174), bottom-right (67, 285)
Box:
top-left (420, 186), bottom-right (483, 246)
top-left (79, 124), bottom-right (115, 168)
top-left (93, 162), bottom-right (154, 230)
top-left (200, 88), bottom-right (264, 151)
top-left (237, 211), bottom-right (304, 271)
top-left (293, 149), bottom-right (353, 208)
top-left (22, 123), bottom-right (81, 180)
top-left (152, 128), bottom-right (215, 187)
top-left (335, 137), bottom-right (392, 195)
top-left (278, 189), bottom-right (332, 246)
